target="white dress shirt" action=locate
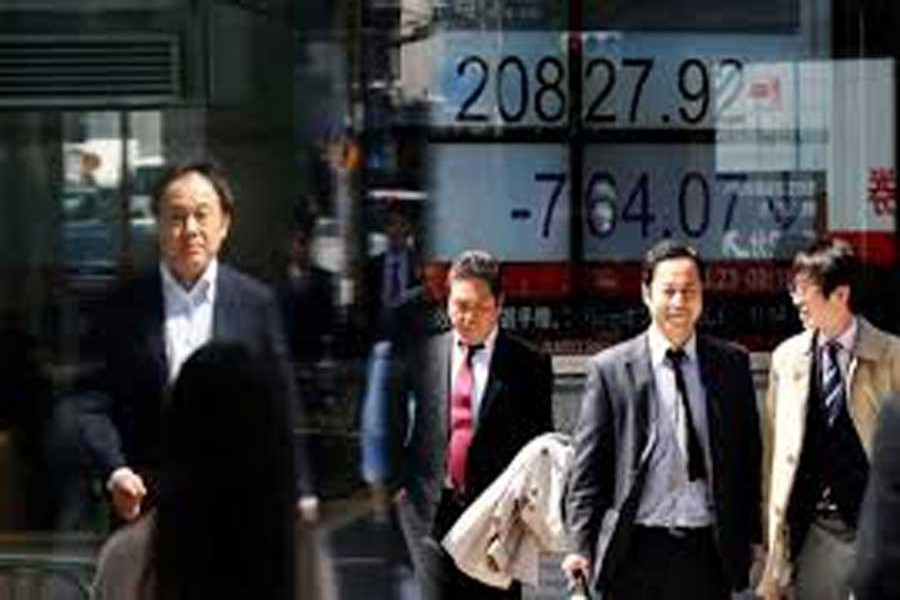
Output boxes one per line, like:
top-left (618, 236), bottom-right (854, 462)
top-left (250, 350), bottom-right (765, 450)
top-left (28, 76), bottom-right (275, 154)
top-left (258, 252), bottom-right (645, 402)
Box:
top-left (107, 260), bottom-right (219, 493)
top-left (451, 326), bottom-right (498, 421)
top-left (636, 325), bottom-right (715, 528)
top-left (817, 316), bottom-right (858, 386)
top-left (160, 259), bottom-right (218, 383)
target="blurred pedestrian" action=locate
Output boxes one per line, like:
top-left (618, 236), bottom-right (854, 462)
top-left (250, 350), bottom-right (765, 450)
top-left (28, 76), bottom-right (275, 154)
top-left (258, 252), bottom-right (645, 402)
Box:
top-left (92, 342), bottom-right (295, 599)
top-left (853, 394), bottom-right (900, 600)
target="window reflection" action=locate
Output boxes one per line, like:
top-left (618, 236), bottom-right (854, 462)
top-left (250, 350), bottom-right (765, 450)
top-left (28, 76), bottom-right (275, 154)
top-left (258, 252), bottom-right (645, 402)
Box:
top-left (59, 111), bottom-right (162, 282)
top-left (0, 1), bottom-right (894, 598)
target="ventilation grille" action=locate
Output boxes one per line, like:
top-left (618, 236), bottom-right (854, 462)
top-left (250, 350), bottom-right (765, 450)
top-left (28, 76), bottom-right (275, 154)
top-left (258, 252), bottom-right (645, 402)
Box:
top-left (0, 35), bottom-right (181, 107)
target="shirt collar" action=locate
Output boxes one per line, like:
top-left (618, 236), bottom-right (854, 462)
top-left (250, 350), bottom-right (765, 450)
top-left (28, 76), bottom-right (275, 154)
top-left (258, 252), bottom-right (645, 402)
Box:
top-left (453, 325), bottom-right (499, 354)
top-left (648, 324), bottom-right (697, 369)
top-left (817, 316), bottom-right (858, 354)
top-left (160, 258), bottom-right (218, 306)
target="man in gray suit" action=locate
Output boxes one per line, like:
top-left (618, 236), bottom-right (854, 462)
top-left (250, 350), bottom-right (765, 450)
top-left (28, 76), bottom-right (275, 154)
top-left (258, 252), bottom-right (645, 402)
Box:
top-left (562, 240), bottom-right (762, 599)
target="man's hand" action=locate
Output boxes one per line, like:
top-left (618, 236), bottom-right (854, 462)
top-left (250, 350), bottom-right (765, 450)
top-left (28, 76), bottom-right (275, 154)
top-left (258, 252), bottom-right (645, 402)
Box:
top-left (561, 553), bottom-right (592, 585)
top-left (749, 543), bottom-right (766, 589)
top-left (764, 585), bottom-right (793, 600)
top-left (108, 467), bottom-right (146, 522)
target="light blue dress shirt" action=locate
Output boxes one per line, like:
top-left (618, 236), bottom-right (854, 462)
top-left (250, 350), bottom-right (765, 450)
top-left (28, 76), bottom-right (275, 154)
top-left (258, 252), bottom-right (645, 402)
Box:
top-left (635, 326), bottom-right (716, 528)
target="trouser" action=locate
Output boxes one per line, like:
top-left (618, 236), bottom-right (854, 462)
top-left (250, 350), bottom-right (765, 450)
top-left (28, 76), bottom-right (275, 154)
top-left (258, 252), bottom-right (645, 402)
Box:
top-left (794, 516), bottom-right (856, 600)
top-left (608, 525), bottom-right (729, 600)
top-left (397, 490), bottom-right (520, 600)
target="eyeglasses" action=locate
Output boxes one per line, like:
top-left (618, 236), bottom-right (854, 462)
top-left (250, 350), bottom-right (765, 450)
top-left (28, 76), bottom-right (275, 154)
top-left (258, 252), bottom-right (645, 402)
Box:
top-left (787, 279), bottom-right (820, 298)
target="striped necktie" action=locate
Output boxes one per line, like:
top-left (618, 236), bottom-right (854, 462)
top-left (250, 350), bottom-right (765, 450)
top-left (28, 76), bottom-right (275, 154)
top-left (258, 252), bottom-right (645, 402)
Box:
top-left (822, 340), bottom-right (846, 426)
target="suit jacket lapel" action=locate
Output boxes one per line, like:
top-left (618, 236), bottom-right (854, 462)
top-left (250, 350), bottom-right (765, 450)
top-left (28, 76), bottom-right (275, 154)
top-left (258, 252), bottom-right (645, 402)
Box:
top-left (142, 272), bottom-right (167, 386)
top-left (795, 331), bottom-right (816, 435)
top-left (697, 336), bottom-right (725, 481)
top-left (475, 332), bottom-right (507, 431)
top-left (434, 332), bottom-right (452, 447)
top-left (212, 265), bottom-right (235, 338)
top-left (627, 334), bottom-right (657, 468)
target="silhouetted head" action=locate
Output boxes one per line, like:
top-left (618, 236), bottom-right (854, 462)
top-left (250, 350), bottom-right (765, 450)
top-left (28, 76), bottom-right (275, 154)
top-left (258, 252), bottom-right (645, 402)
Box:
top-left (155, 341), bottom-right (294, 600)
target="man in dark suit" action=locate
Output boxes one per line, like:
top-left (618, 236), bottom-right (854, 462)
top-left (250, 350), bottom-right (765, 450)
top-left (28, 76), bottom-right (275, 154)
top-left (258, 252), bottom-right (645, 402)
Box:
top-left (276, 214), bottom-right (336, 396)
top-left (79, 162), bottom-right (314, 523)
top-left (394, 250), bottom-right (554, 599)
top-left (562, 240), bottom-right (762, 600)
top-left (364, 200), bottom-right (421, 341)
top-left (854, 393), bottom-right (900, 600)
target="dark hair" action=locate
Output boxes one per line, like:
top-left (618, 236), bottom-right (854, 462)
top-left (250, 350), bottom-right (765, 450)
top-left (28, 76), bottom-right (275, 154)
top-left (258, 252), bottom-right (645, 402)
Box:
top-left (447, 249), bottom-right (502, 299)
top-left (641, 240), bottom-right (705, 287)
top-left (153, 342), bottom-right (294, 600)
top-left (792, 238), bottom-right (859, 308)
top-left (150, 162), bottom-right (235, 218)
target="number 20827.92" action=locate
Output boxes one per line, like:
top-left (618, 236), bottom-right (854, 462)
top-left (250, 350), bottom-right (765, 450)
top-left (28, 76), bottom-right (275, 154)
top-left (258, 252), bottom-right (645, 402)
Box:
top-left (454, 55), bottom-right (744, 126)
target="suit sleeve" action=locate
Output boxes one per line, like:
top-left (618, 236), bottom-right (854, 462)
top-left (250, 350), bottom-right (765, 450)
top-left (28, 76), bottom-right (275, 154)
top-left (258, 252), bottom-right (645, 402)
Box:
top-left (389, 341), bottom-right (417, 488)
top-left (534, 350), bottom-right (555, 433)
top-left (77, 295), bottom-right (129, 482)
top-left (738, 348), bottom-right (763, 546)
top-left (565, 357), bottom-right (616, 560)
top-left (264, 290), bottom-right (316, 498)
top-left (78, 389), bottom-right (126, 481)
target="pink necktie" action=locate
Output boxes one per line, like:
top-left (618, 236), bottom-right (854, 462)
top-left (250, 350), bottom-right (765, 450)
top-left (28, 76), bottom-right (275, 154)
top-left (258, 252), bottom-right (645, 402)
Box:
top-left (448, 344), bottom-right (481, 491)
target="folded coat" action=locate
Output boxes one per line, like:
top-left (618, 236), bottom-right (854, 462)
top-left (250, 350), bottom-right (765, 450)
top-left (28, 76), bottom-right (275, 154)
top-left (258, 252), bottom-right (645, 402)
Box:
top-left (441, 432), bottom-right (573, 589)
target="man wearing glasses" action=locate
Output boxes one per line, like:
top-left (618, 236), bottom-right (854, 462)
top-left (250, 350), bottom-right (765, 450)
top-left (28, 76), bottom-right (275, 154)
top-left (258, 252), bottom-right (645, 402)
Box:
top-left (758, 238), bottom-right (900, 600)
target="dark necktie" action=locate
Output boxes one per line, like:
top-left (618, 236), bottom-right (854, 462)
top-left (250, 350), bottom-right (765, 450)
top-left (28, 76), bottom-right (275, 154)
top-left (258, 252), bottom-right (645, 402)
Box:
top-left (448, 343), bottom-right (482, 492)
top-left (822, 340), bottom-right (846, 426)
top-left (387, 258), bottom-right (402, 306)
top-left (666, 348), bottom-right (707, 481)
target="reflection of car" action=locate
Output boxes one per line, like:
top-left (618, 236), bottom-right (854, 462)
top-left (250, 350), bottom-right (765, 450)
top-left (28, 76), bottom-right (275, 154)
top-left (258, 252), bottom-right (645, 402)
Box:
top-left (60, 178), bottom-right (159, 279)
top-left (60, 186), bottom-right (117, 277)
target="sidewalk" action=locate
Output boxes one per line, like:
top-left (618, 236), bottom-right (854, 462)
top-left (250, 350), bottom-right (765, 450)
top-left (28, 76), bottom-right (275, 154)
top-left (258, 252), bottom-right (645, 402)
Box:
top-left (312, 493), bottom-right (570, 600)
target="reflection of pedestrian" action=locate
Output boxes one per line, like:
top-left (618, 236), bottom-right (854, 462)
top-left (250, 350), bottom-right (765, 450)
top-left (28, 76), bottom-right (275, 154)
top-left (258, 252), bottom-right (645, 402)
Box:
top-left (275, 211), bottom-right (335, 527)
top-left (395, 250), bottom-right (554, 599)
top-left (277, 212), bottom-right (336, 404)
top-left (853, 394), bottom-right (900, 600)
top-left (563, 240), bottom-right (762, 600)
top-left (79, 150), bottom-right (101, 188)
top-left (360, 285), bottom-right (439, 497)
top-left (758, 239), bottom-right (900, 600)
top-left (79, 162), bottom-right (314, 525)
top-left (92, 342), bottom-right (295, 599)
top-left (365, 201), bottom-right (421, 341)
